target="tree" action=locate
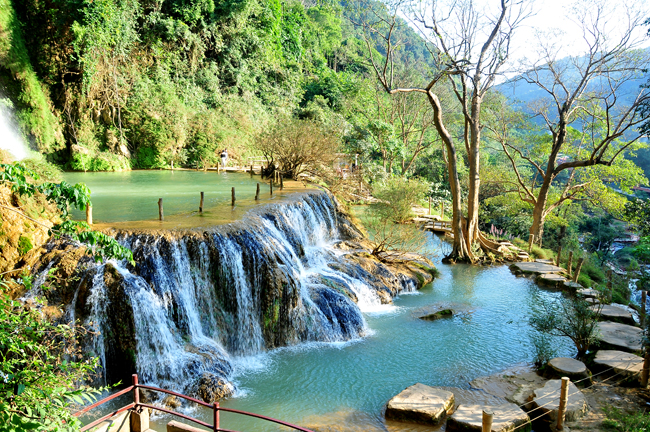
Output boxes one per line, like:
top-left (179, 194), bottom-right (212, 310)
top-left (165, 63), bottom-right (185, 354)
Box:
top-left (352, 0), bottom-right (530, 262)
top-left (497, 0), bottom-right (650, 244)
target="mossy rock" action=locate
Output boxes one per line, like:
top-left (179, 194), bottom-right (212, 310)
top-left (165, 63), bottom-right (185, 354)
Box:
top-left (419, 309), bottom-right (454, 321)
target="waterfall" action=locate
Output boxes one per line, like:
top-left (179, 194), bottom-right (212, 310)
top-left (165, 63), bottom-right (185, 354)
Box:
top-left (81, 192), bottom-right (413, 397)
top-left (0, 97), bottom-right (29, 160)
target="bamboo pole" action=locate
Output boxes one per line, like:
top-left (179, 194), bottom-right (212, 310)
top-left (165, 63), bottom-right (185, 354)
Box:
top-left (158, 198), bottom-right (164, 221)
top-left (482, 410), bottom-right (493, 432)
top-left (86, 204), bottom-right (93, 225)
top-left (556, 377), bottom-right (570, 430)
top-left (199, 192), bottom-right (204, 213)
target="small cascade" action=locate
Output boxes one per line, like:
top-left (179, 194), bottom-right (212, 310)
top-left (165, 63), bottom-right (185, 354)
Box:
top-left (0, 97), bottom-right (29, 160)
top-left (78, 192), bottom-right (420, 397)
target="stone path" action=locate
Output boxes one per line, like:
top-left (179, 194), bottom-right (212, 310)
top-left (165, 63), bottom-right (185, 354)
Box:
top-left (447, 403), bottom-right (531, 432)
top-left (593, 350), bottom-right (644, 379)
top-left (385, 383), bottom-right (454, 425)
top-left (597, 321), bottom-right (643, 352)
top-left (592, 304), bottom-right (636, 326)
top-left (547, 357), bottom-right (589, 381)
top-left (532, 379), bottom-right (588, 422)
top-left (536, 273), bottom-right (567, 287)
top-left (510, 262), bottom-right (565, 275)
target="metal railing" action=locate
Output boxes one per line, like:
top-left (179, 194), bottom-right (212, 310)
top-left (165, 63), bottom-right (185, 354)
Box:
top-left (75, 374), bottom-right (314, 432)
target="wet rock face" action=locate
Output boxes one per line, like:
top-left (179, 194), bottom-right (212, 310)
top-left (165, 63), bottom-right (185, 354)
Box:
top-left (195, 372), bottom-right (234, 403)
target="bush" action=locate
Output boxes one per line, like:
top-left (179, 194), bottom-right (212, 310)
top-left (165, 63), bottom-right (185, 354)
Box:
top-left (17, 236), bottom-right (32, 255)
top-left (603, 407), bottom-right (650, 432)
top-left (372, 176), bottom-right (429, 223)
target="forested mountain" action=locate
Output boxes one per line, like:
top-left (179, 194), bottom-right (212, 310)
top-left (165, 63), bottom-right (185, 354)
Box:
top-left (0, 0), bottom-right (436, 171)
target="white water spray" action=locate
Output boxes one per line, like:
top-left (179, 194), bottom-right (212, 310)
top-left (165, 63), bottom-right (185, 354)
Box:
top-left (0, 97), bottom-right (30, 160)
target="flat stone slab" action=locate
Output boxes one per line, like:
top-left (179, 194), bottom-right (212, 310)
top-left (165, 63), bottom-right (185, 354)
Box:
top-left (536, 273), bottom-right (567, 286)
top-left (592, 304), bottom-right (636, 325)
top-left (548, 357), bottom-right (588, 376)
top-left (447, 403), bottom-right (531, 432)
top-left (385, 383), bottom-right (454, 425)
top-left (594, 350), bottom-right (643, 379)
top-left (511, 262), bottom-right (565, 275)
top-left (532, 379), bottom-right (588, 422)
top-left (597, 321), bottom-right (643, 352)
top-left (578, 288), bottom-right (599, 298)
top-left (470, 365), bottom-right (548, 410)
top-left (563, 280), bottom-right (583, 291)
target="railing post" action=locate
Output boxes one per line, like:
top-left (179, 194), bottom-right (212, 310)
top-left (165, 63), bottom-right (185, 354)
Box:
top-left (280, 173), bottom-right (284, 190)
top-left (642, 291), bottom-right (647, 328)
top-left (567, 251), bottom-right (573, 279)
top-left (132, 374), bottom-right (139, 406)
top-left (255, 183), bottom-right (260, 201)
top-left (86, 204), bottom-right (93, 225)
top-left (250, 164), bottom-right (253, 177)
top-left (573, 258), bottom-right (584, 283)
top-left (270, 180), bottom-right (273, 196)
top-left (199, 192), bottom-right (204, 213)
top-left (482, 409), bottom-right (493, 432)
top-left (428, 196), bottom-right (432, 215)
top-left (158, 198), bottom-right (164, 221)
top-left (556, 376), bottom-right (570, 430)
top-left (231, 187), bottom-right (235, 207)
top-left (440, 202), bottom-right (444, 220)
top-left (607, 270), bottom-right (613, 302)
top-left (556, 244), bottom-right (563, 267)
top-left (214, 402), bottom-right (220, 432)
top-left (642, 351), bottom-right (650, 388)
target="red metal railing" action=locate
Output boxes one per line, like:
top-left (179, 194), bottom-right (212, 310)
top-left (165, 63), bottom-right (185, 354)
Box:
top-left (74, 374), bottom-right (313, 432)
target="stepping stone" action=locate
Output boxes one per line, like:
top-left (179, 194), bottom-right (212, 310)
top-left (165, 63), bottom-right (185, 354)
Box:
top-left (593, 350), bottom-right (643, 380)
top-left (385, 383), bottom-right (454, 425)
top-left (419, 309), bottom-right (454, 321)
top-left (511, 262), bottom-right (564, 275)
top-left (446, 403), bottom-right (531, 432)
top-left (536, 273), bottom-right (567, 287)
top-left (577, 288), bottom-right (599, 299)
top-left (547, 357), bottom-right (589, 382)
top-left (563, 280), bottom-right (583, 291)
top-left (535, 259), bottom-right (554, 264)
top-left (586, 297), bottom-right (601, 305)
top-left (591, 304), bottom-right (636, 326)
top-left (532, 379), bottom-right (588, 422)
top-left (597, 321), bottom-right (643, 353)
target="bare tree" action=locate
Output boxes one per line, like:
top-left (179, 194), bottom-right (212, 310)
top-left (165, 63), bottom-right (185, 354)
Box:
top-left (497, 1), bottom-right (650, 244)
top-left (351, 0), bottom-right (530, 262)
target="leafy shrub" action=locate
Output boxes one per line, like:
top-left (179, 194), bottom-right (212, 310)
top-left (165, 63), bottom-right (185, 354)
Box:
top-left (603, 407), bottom-right (650, 432)
top-left (372, 176), bottom-right (429, 223)
top-left (17, 235), bottom-right (32, 255)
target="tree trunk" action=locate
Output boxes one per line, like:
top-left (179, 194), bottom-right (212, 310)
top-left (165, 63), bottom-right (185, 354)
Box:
top-left (466, 96), bottom-right (482, 249)
top-left (427, 91), bottom-right (473, 262)
top-left (530, 173), bottom-right (553, 245)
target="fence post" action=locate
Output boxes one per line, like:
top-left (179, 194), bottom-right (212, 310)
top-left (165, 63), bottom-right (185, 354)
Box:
top-left (255, 183), bottom-right (260, 201)
top-left (86, 204), bottom-right (93, 225)
top-left (429, 197), bottom-right (432, 215)
top-left (132, 374), bottom-right (139, 405)
top-left (567, 251), bottom-right (573, 279)
top-left (556, 244), bottom-right (563, 267)
top-left (250, 164), bottom-right (254, 177)
top-left (642, 351), bottom-right (650, 388)
top-left (440, 202), bottom-right (444, 219)
top-left (280, 173), bottom-right (284, 190)
top-left (642, 291), bottom-right (647, 328)
top-left (556, 376), bottom-right (570, 431)
top-left (158, 199), bottom-right (164, 221)
top-left (607, 270), bottom-right (613, 302)
top-left (199, 192), bottom-right (204, 213)
top-left (270, 180), bottom-right (273, 196)
top-left (231, 187), bottom-right (235, 207)
top-left (528, 234), bottom-right (535, 254)
top-left (214, 402), bottom-right (220, 432)
top-left (573, 258), bottom-right (584, 283)
top-left (482, 410), bottom-right (493, 432)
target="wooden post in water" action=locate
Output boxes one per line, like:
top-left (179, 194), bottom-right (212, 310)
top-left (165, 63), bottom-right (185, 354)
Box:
top-left (556, 377), bottom-right (570, 430)
top-left (199, 192), bottom-right (204, 213)
top-left (231, 187), bottom-right (235, 206)
top-left (255, 183), bottom-right (260, 201)
top-left (86, 204), bottom-right (93, 225)
top-left (642, 291), bottom-right (647, 328)
top-left (270, 180), bottom-right (273, 196)
top-left (250, 164), bottom-right (254, 177)
top-left (642, 351), bottom-right (650, 388)
top-left (573, 258), bottom-right (584, 282)
top-left (158, 198), bottom-right (164, 221)
top-left (482, 410), bottom-right (493, 432)
top-left (556, 244), bottom-right (563, 267)
top-left (280, 173), bottom-right (284, 190)
top-left (567, 251), bottom-right (573, 278)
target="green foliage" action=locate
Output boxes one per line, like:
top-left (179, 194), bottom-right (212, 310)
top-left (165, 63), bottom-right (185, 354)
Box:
top-left (530, 295), bottom-right (601, 359)
top-left (0, 280), bottom-right (104, 431)
top-left (603, 407), bottom-right (650, 432)
top-left (0, 162), bottom-right (134, 264)
top-left (530, 332), bottom-right (558, 370)
top-left (16, 236), bottom-right (32, 256)
top-left (624, 198), bottom-right (650, 237)
top-left (372, 176), bottom-right (429, 223)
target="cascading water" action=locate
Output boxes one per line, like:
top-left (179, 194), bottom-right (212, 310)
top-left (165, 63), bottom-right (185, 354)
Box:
top-left (0, 97), bottom-right (29, 160)
top-left (79, 192), bottom-right (421, 400)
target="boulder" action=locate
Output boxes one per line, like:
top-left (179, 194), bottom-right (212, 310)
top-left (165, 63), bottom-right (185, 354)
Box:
top-left (195, 372), bottom-right (234, 403)
top-left (593, 350), bottom-right (643, 381)
top-left (592, 304), bottom-right (636, 326)
top-left (385, 383), bottom-right (454, 425)
top-left (531, 379), bottom-right (588, 422)
top-left (419, 309), bottom-right (454, 321)
top-left (597, 321), bottom-right (643, 353)
top-left (446, 403), bottom-right (531, 432)
top-left (547, 357), bottom-right (590, 383)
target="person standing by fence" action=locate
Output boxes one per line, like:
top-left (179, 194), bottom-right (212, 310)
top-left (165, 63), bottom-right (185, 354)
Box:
top-left (220, 149), bottom-right (228, 168)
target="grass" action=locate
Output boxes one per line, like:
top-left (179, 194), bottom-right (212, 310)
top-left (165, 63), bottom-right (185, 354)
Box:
top-left (603, 407), bottom-right (650, 432)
